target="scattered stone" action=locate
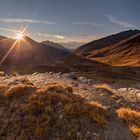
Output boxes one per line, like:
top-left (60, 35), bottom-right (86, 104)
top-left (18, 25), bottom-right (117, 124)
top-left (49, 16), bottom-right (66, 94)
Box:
top-left (63, 72), bottom-right (77, 80)
top-left (118, 88), bottom-right (128, 92)
top-left (49, 72), bottom-right (53, 75)
top-left (32, 72), bottom-right (38, 75)
top-left (137, 93), bottom-right (140, 99)
top-left (78, 76), bottom-right (91, 83)
top-left (59, 114), bottom-right (63, 119)
top-left (0, 71), bottom-right (5, 76)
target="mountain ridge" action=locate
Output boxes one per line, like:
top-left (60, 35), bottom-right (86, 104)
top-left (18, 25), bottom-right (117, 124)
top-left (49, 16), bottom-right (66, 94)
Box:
top-left (41, 40), bottom-right (69, 51)
top-left (74, 29), bottom-right (140, 66)
top-left (74, 29), bottom-right (140, 55)
top-left (0, 35), bottom-right (72, 72)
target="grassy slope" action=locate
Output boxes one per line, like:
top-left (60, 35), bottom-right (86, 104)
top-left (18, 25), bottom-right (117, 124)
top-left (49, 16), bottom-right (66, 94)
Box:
top-left (0, 74), bottom-right (139, 139)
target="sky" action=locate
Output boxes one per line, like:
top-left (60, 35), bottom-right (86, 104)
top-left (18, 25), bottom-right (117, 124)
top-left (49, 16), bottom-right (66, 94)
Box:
top-left (0, 0), bottom-right (139, 43)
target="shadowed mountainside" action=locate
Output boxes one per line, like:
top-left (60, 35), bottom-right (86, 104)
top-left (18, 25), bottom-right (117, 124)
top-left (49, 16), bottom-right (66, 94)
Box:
top-left (0, 36), bottom-right (71, 72)
top-left (74, 29), bottom-right (140, 67)
top-left (74, 30), bottom-right (140, 55)
top-left (41, 40), bottom-right (69, 51)
top-left (90, 33), bottom-right (140, 66)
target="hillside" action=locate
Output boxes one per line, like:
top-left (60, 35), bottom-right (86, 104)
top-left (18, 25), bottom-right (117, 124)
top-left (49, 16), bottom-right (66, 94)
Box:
top-left (90, 33), bottom-right (140, 66)
top-left (74, 30), bottom-right (140, 67)
top-left (41, 40), bottom-right (69, 51)
top-left (0, 36), bottom-right (71, 72)
top-left (74, 29), bottom-right (140, 56)
top-left (0, 35), bottom-right (8, 40)
top-left (0, 72), bottom-right (139, 140)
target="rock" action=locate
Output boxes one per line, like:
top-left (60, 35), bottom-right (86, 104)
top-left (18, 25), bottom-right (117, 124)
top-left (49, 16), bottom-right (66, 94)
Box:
top-left (32, 72), bottom-right (38, 75)
top-left (118, 88), bottom-right (128, 92)
top-left (71, 82), bottom-right (78, 87)
top-left (59, 114), bottom-right (63, 119)
top-left (78, 76), bottom-right (91, 83)
top-left (137, 93), bottom-right (140, 98)
top-left (49, 72), bottom-right (53, 75)
top-left (63, 72), bottom-right (77, 80)
top-left (0, 71), bottom-right (5, 76)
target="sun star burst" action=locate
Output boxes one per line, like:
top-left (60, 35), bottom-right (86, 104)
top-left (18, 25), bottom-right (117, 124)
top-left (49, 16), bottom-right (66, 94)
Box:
top-left (16, 32), bottom-right (24, 41)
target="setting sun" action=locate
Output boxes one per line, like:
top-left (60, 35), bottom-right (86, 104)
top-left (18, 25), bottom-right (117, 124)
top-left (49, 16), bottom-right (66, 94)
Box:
top-left (16, 32), bottom-right (24, 40)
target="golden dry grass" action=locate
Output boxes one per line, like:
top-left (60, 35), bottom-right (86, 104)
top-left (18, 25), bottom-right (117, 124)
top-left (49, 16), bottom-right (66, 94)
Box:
top-left (19, 83), bottom-right (107, 139)
top-left (95, 84), bottom-right (112, 91)
top-left (17, 77), bottom-right (35, 86)
top-left (5, 84), bottom-right (36, 100)
top-left (0, 85), bottom-right (8, 93)
top-left (38, 83), bottom-right (73, 94)
top-left (130, 126), bottom-right (140, 139)
top-left (64, 101), bottom-right (107, 127)
top-left (0, 82), bottom-right (107, 139)
top-left (117, 108), bottom-right (140, 139)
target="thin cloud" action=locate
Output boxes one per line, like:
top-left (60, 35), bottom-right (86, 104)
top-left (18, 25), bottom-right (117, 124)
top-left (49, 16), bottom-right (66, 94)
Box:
top-left (0, 27), bottom-right (30, 39)
top-left (0, 28), bottom-right (18, 33)
top-left (73, 22), bottom-right (104, 27)
top-left (55, 35), bottom-right (65, 39)
top-left (107, 15), bottom-right (135, 28)
top-left (38, 33), bottom-right (65, 40)
top-left (37, 32), bottom-right (101, 42)
top-left (0, 18), bottom-right (56, 25)
top-left (67, 35), bottom-right (101, 42)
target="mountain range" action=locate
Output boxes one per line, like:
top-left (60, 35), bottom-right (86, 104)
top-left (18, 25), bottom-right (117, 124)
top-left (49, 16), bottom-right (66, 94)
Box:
top-left (0, 36), bottom-right (71, 72)
top-left (0, 29), bottom-right (140, 74)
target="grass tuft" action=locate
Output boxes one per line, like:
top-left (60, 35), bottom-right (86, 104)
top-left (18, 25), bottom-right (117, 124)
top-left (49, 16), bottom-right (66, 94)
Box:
top-left (0, 85), bottom-right (8, 93)
top-left (64, 101), bottom-right (107, 127)
top-left (117, 108), bottom-right (140, 139)
top-left (5, 84), bottom-right (36, 100)
top-left (38, 83), bottom-right (73, 94)
top-left (130, 126), bottom-right (140, 139)
top-left (95, 84), bottom-right (112, 91)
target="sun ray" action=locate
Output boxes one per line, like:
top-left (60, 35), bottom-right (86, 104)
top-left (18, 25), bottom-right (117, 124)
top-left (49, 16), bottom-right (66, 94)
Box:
top-left (0, 40), bottom-right (18, 66)
top-left (0, 0), bottom-right (45, 67)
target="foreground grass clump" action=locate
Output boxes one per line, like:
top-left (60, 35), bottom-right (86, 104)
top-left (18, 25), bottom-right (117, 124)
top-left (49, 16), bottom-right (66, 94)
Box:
top-left (0, 85), bottom-right (8, 93)
top-left (0, 83), bottom-right (107, 139)
top-left (16, 77), bottom-right (35, 86)
top-left (64, 101), bottom-right (107, 126)
top-left (95, 84), bottom-right (113, 94)
top-left (5, 84), bottom-right (36, 100)
top-left (117, 108), bottom-right (140, 139)
top-left (22, 84), bottom-right (107, 138)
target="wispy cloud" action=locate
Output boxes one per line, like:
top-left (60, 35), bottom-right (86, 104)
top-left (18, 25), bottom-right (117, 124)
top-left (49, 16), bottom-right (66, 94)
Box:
top-left (68, 35), bottom-right (101, 42)
top-left (0, 27), bottom-right (30, 39)
top-left (73, 22), bottom-right (104, 27)
top-left (38, 33), bottom-right (65, 40)
top-left (107, 15), bottom-right (135, 28)
top-left (37, 32), bottom-right (101, 42)
top-left (0, 18), bottom-right (56, 25)
top-left (0, 28), bottom-right (18, 33)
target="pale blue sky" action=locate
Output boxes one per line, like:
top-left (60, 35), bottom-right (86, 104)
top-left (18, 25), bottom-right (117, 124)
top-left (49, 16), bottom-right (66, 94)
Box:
top-left (0, 0), bottom-right (139, 42)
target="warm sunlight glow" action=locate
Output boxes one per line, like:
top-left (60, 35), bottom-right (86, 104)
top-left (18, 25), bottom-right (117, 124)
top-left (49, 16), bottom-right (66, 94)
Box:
top-left (16, 32), bottom-right (24, 40)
